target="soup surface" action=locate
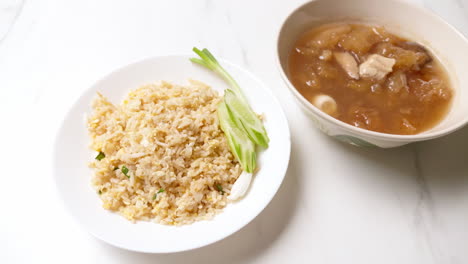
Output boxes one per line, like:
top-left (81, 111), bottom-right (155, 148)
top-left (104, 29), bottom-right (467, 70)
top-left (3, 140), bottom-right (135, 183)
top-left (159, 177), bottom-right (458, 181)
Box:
top-left (288, 23), bottom-right (453, 135)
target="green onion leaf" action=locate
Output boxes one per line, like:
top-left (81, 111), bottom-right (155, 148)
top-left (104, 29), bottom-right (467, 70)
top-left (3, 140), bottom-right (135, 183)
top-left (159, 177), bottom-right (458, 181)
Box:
top-left (191, 47), bottom-right (245, 101)
top-left (190, 47), bottom-right (269, 147)
top-left (218, 102), bottom-right (256, 173)
top-left (158, 188), bottom-right (165, 193)
top-left (121, 166), bottom-right (130, 178)
top-left (224, 90), bottom-right (269, 147)
top-left (98, 190), bottom-right (102, 195)
top-left (95, 151), bottom-right (105, 161)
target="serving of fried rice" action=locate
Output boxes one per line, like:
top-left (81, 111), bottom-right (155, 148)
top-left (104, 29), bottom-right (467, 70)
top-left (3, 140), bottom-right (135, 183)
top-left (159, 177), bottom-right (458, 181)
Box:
top-left (87, 80), bottom-right (241, 225)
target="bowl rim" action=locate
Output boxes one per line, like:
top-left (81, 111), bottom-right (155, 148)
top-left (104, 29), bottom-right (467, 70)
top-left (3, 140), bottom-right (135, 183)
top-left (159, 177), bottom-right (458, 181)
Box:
top-left (276, 0), bottom-right (468, 142)
top-left (52, 54), bottom-right (292, 253)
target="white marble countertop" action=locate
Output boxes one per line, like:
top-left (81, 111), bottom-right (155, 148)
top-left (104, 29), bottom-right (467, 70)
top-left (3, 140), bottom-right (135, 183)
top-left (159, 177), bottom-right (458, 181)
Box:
top-left (1, 0), bottom-right (468, 263)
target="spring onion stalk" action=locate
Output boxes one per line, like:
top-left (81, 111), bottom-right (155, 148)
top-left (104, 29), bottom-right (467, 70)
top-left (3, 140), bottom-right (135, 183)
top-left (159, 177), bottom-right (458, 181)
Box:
top-left (191, 48), bottom-right (269, 200)
top-left (217, 101), bottom-right (256, 173)
top-left (227, 171), bottom-right (252, 200)
top-left (190, 47), bottom-right (269, 147)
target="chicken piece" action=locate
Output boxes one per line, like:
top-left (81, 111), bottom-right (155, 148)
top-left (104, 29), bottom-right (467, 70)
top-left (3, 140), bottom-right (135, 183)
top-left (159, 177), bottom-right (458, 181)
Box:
top-left (359, 54), bottom-right (396, 80)
top-left (312, 94), bottom-right (337, 116)
top-left (334, 52), bottom-right (359, 79)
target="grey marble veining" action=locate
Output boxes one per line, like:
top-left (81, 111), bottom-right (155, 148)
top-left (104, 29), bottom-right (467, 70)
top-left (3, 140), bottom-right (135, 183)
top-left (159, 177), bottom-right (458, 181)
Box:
top-left (0, 0), bottom-right (25, 45)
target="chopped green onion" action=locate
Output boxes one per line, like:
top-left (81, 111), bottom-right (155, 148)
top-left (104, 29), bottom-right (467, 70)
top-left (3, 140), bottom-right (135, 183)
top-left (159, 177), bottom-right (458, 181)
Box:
top-left (190, 47), bottom-right (269, 147)
top-left (121, 166), bottom-right (130, 178)
top-left (95, 151), bottom-right (105, 161)
top-left (98, 190), bottom-right (102, 195)
top-left (113, 166), bottom-right (119, 171)
top-left (216, 184), bottom-right (224, 194)
top-left (152, 189), bottom-right (165, 200)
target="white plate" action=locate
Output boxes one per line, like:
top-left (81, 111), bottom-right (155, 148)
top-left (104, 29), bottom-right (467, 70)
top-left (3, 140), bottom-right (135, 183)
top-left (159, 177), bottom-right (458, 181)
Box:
top-left (53, 55), bottom-right (291, 253)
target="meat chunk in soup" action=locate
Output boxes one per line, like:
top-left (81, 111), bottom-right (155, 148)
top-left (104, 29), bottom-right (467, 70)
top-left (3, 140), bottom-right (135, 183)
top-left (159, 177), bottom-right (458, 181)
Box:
top-left (334, 52), bottom-right (359, 79)
top-left (359, 54), bottom-right (396, 80)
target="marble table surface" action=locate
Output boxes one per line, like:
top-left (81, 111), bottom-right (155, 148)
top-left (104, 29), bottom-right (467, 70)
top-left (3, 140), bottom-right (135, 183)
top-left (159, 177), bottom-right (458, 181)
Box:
top-left (1, 0), bottom-right (468, 263)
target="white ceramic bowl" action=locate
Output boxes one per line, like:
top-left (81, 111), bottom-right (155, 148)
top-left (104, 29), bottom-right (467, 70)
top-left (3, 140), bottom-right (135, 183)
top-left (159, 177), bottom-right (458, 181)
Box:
top-left (53, 55), bottom-right (290, 253)
top-left (277, 0), bottom-right (468, 148)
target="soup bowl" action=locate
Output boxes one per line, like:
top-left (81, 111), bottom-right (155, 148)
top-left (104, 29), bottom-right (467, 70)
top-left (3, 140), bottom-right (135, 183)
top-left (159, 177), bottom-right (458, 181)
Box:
top-left (276, 0), bottom-right (468, 148)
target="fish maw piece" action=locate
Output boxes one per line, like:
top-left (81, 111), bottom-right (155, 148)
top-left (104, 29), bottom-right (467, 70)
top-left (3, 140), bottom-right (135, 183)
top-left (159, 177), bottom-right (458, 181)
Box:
top-left (348, 106), bottom-right (382, 131)
top-left (401, 118), bottom-right (417, 134)
top-left (339, 26), bottom-right (384, 54)
top-left (386, 71), bottom-right (408, 93)
top-left (307, 24), bottom-right (352, 49)
top-left (319, 50), bottom-right (333, 61)
top-left (293, 70), bottom-right (320, 89)
top-left (409, 78), bottom-right (451, 103)
top-left (315, 60), bottom-right (340, 79)
top-left (334, 52), bottom-right (359, 79)
top-left (359, 54), bottom-right (396, 80)
top-left (374, 42), bottom-right (430, 70)
top-left (295, 46), bottom-right (319, 56)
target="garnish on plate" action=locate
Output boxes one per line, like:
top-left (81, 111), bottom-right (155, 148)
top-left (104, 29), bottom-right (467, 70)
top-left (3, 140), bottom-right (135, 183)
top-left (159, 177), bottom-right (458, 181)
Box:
top-left (191, 47), bottom-right (269, 200)
top-left (152, 189), bottom-right (164, 200)
top-left (216, 184), bottom-right (225, 194)
top-left (121, 165), bottom-right (130, 178)
top-left (95, 151), bottom-right (105, 161)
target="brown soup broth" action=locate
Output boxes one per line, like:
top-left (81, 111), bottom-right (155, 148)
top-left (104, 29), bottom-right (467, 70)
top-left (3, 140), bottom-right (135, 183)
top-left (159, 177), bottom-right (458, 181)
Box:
top-left (288, 23), bottom-right (453, 135)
